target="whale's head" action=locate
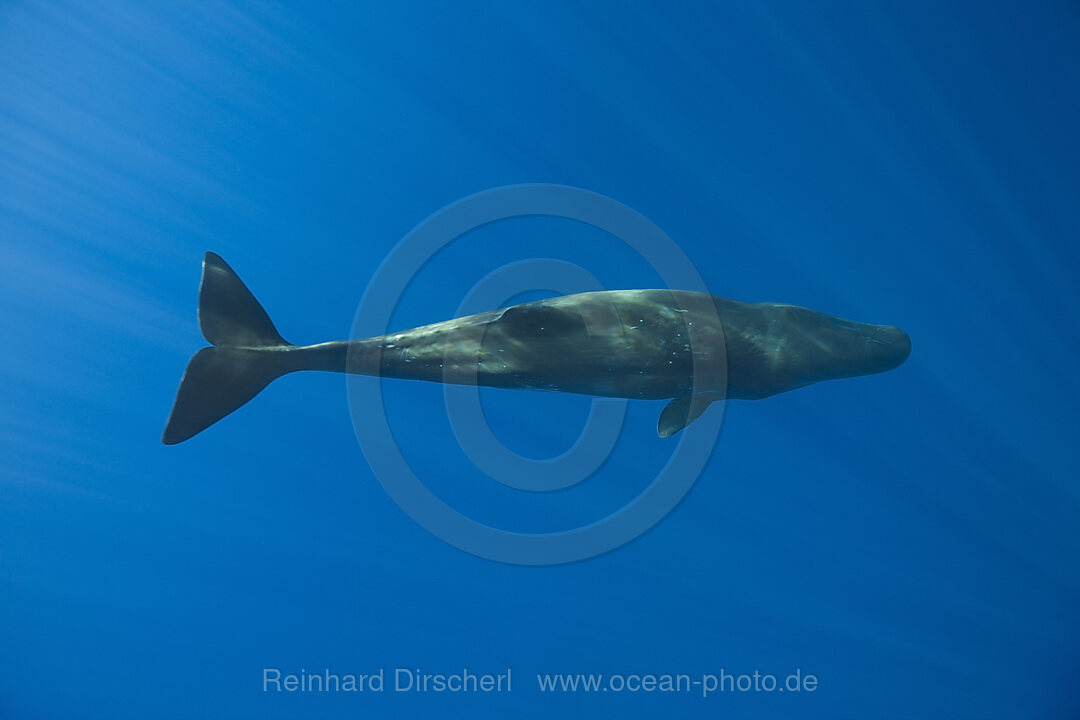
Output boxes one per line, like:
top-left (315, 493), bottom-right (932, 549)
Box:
top-left (726, 304), bottom-right (911, 398)
top-left (775, 305), bottom-right (911, 389)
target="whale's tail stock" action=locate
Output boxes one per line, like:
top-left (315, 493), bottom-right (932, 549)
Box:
top-left (162, 252), bottom-right (295, 445)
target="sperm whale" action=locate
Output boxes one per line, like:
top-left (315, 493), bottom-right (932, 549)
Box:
top-left (161, 252), bottom-right (910, 444)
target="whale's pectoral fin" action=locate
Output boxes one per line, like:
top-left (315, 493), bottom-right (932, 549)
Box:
top-left (657, 395), bottom-right (714, 438)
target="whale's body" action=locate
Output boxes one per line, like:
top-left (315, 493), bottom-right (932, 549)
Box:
top-left (162, 253), bottom-right (910, 444)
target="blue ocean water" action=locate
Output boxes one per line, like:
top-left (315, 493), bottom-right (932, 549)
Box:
top-left (2, 2), bottom-right (1078, 718)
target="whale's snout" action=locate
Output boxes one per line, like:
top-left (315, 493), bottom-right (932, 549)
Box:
top-left (867, 324), bottom-right (911, 372)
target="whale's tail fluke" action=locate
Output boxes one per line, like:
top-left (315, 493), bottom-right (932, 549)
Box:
top-left (162, 252), bottom-right (294, 445)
